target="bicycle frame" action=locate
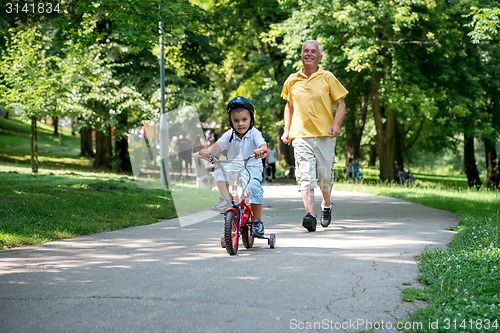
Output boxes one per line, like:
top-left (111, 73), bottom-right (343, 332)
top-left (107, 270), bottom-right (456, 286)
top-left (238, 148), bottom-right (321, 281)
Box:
top-left (204, 153), bottom-right (255, 220)
top-left (198, 151), bottom-right (275, 255)
top-left (224, 177), bottom-right (253, 253)
top-left (198, 154), bottom-right (256, 254)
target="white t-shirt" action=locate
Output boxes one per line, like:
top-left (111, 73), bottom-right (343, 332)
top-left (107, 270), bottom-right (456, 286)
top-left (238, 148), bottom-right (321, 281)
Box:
top-left (216, 127), bottom-right (266, 169)
top-left (267, 148), bottom-right (276, 164)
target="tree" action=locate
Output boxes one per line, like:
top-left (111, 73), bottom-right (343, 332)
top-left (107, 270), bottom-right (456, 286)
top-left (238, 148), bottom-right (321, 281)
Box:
top-left (1, 0), bottom-right (219, 172)
top-left (2, 0), bottom-right (497, 184)
top-left (203, 0), bottom-right (292, 165)
top-left (467, 5), bottom-right (500, 188)
top-left (0, 27), bottom-right (60, 173)
top-left (273, 0), bottom-right (446, 181)
top-left (425, 0), bottom-right (499, 188)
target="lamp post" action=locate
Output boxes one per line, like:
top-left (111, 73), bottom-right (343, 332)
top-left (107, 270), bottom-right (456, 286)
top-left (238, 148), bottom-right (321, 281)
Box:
top-left (159, 11), bottom-right (169, 187)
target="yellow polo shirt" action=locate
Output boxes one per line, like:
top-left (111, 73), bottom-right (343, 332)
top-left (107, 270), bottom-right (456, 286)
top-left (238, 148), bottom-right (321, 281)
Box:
top-left (281, 67), bottom-right (348, 139)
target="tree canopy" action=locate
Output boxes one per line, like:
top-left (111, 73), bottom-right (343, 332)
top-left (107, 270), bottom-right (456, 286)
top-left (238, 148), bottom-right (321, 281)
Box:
top-left (0, 0), bottom-right (498, 187)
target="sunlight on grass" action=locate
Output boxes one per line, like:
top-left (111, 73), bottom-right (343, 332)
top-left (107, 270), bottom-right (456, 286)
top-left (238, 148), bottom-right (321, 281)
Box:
top-left (0, 168), bottom-right (177, 248)
top-left (0, 154), bottom-right (29, 162)
top-left (168, 180), bottom-right (219, 216)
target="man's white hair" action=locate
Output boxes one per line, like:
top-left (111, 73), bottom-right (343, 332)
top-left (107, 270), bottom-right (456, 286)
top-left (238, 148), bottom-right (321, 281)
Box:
top-left (302, 40), bottom-right (323, 55)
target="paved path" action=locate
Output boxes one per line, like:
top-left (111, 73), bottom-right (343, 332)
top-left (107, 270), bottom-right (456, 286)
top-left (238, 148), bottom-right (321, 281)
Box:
top-left (0, 185), bottom-right (456, 333)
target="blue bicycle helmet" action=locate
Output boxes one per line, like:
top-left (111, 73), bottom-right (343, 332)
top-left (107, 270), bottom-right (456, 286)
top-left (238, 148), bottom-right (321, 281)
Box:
top-left (226, 96), bottom-right (255, 135)
top-left (226, 96), bottom-right (255, 115)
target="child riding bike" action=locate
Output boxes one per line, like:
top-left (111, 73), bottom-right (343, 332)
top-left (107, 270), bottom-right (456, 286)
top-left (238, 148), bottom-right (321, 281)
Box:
top-left (198, 96), bottom-right (268, 237)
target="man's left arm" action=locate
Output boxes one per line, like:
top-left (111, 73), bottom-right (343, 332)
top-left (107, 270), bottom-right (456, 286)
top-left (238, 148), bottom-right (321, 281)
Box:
top-left (329, 98), bottom-right (346, 138)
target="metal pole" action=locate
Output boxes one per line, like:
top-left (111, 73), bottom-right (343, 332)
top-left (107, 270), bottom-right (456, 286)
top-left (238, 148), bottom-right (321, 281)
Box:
top-left (159, 9), bottom-right (169, 187)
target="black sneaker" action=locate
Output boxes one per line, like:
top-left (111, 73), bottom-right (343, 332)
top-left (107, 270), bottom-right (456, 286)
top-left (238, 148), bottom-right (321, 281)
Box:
top-left (302, 213), bottom-right (317, 232)
top-left (321, 206), bottom-right (332, 227)
top-left (252, 220), bottom-right (264, 238)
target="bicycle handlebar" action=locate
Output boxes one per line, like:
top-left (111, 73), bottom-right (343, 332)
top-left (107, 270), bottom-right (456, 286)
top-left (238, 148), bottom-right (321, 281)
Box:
top-left (197, 150), bottom-right (268, 165)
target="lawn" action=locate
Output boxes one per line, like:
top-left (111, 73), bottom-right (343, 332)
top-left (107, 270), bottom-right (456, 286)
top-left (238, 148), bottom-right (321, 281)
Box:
top-left (0, 117), bottom-right (217, 248)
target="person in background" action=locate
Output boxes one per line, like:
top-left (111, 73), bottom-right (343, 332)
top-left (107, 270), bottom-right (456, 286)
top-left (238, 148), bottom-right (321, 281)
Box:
top-left (177, 134), bottom-right (193, 174)
top-left (265, 141), bottom-right (277, 182)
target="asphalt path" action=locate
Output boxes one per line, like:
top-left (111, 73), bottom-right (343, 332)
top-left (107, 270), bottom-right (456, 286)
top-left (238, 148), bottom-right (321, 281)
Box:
top-left (0, 185), bottom-right (457, 333)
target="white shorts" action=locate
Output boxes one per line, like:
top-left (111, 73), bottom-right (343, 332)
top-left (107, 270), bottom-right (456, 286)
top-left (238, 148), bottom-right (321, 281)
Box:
top-left (292, 137), bottom-right (336, 191)
top-left (214, 165), bottom-right (264, 204)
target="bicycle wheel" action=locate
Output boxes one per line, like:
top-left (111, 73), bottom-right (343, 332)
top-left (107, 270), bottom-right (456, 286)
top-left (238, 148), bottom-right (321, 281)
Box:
top-left (269, 233), bottom-right (276, 249)
top-left (224, 211), bottom-right (239, 255)
top-left (242, 225), bottom-right (254, 249)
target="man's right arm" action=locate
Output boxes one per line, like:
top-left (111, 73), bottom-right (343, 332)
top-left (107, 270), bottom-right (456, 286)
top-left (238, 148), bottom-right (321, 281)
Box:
top-left (281, 101), bottom-right (293, 144)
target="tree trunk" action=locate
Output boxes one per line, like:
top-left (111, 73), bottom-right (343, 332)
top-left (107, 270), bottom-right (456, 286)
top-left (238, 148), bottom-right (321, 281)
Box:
top-left (30, 116), bottom-right (38, 173)
top-left (371, 75), bottom-right (397, 182)
top-left (345, 102), bottom-right (356, 162)
top-left (94, 126), bottom-right (113, 169)
top-left (114, 113), bottom-right (132, 173)
top-left (464, 133), bottom-right (481, 188)
top-left (115, 136), bottom-right (132, 172)
top-left (483, 137), bottom-right (499, 189)
top-left (80, 127), bottom-right (94, 157)
top-left (345, 93), bottom-right (368, 163)
top-left (368, 143), bottom-right (377, 168)
top-left (395, 122), bottom-right (405, 172)
top-left (52, 116), bottom-right (59, 135)
top-left (277, 127), bottom-right (295, 177)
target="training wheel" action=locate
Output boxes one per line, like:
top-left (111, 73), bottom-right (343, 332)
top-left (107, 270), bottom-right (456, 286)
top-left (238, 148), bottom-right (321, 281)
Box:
top-left (269, 233), bottom-right (276, 249)
top-left (220, 235), bottom-right (226, 248)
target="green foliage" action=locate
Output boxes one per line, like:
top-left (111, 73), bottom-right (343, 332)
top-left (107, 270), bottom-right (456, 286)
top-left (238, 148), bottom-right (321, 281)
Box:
top-left (196, 0), bottom-right (290, 135)
top-left (0, 0), bottom-right (498, 185)
top-left (0, 27), bottom-right (59, 119)
top-left (1, 0), bottom-right (223, 173)
top-left (0, 169), bottom-right (176, 249)
top-left (467, 7), bottom-right (500, 45)
top-left (59, 38), bottom-right (155, 133)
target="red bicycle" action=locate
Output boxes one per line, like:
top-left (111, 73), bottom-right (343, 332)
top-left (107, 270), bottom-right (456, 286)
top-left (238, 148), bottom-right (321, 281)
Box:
top-left (199, 153), bottom-right (276, 255)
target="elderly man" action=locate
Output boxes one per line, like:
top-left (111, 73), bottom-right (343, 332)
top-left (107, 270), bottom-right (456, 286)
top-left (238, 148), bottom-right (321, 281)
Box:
top-left (281, 40), bottom-right (348, 232)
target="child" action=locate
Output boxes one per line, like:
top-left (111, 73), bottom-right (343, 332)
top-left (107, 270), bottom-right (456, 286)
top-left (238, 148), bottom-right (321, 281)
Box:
top-left (199, 96), bottom-right (268, 237)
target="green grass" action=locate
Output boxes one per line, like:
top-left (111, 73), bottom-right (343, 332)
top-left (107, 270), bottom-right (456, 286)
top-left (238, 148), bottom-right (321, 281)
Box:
top-left (402, 288), bottom-right (429, 302)
top-left (0, 116), bottom-right (93, 169)
top-left (334, 183), bottom-right (499, 332)
top-left (0, 165), bottom-right (177, 248)
top-left (0, 117), bottom-right (217, 248)
top-left (1, 116), bottom-right (499, 332)
top-left (0, 161), bottom-right (218, 249)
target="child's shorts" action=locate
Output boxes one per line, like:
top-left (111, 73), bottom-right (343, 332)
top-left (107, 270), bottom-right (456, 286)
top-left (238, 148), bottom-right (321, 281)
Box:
top-left (214, 165), bottom-right (263, 205)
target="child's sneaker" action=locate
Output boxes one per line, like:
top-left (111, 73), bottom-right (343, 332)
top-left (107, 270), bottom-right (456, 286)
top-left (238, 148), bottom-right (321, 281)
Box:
top-left (252, 220), bottom-right (265, 238)
top-left (211, 197), bottom-right (232, 213)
